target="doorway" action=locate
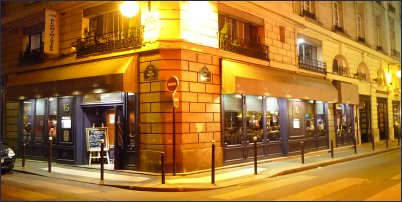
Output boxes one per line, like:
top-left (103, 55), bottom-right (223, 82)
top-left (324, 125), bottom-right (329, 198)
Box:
top-left (377, 97), bottom-right (388, 140)
top-left (359, 95), bottom-right (371, 143)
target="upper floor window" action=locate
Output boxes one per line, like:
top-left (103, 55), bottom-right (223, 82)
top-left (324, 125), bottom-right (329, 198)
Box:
top-left (333, 1), bottom-right (343, 31)
top-left (300, 1), bottom-right (316, 19)
top-left (298, 42), bottom-right (317, 60)
top-left (389, 17), bottom-right (396, 50)
top-left (375, 16), bottom-right (382, 48)
top-left (303, 1), bottom-right (312, 12)
top-left (19, 23), bottom-right (45, 66)
top-left (88, 10), bottom-right (129, 38)
top-left (219, 14), bottom-right (259, 44)
top-left (356, 15), bottom-right (362, 38)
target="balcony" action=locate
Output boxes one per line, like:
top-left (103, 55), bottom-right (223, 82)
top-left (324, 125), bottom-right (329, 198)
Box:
top-left (19, 47), bottom-right (45, 66)
top-left (333, 65), bottom-right (349, 77)
top-left (334, 25), bottom-right (344, 33)
top-left (75, 26), bottom-right (144, 57)
top-left (219, 34), bottom-right (270, 61)
top-left (388, 4), bottom-right (395, 13)
top-left (298, 56), bottom-right (327, 74)
top-left (357, 36), bottom-right (365, 43)
top-left (356, 72), bottom-right (367, 81)
top-left (391, 49), bottom-right (400, 58)
top-left (376, 46), bottom-right (383, 51)
top-left (302, 10), bottom-right (316, 20)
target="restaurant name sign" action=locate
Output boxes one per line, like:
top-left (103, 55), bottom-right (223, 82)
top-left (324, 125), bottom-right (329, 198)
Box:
top-left (44, 9), bottom-right (59, 54)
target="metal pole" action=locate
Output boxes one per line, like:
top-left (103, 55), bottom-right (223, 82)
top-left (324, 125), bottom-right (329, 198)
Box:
top-left (372, 134), bottom-right (375, 151)
top-left (386, 136), bottom-right (389, 148)
top-left (22, 143), bottom-right (26, 167)
top-left (100, 139), bottom-right (104, 180)
top-left (173, 106), bottom-right (176, 176)
top-left (48, 137), bottom-right (52, 172)
top-left (399, 135), bottom-right (400, 147)
top-left (211, 140), bottom-right (215, 184)
top-left (253, 136), bottom-right (257, 175)
top-left (330, 140), bottom-right (334, 158)
top-left (353, 137), bottom-right (357, 154)
top-left (161, 152), bottom-right (165, 184)
top-left (301, 141), bottom-right (305, 164)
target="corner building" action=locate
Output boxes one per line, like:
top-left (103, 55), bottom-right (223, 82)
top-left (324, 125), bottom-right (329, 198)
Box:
top-left (1, 1), bottom-right (400, 173)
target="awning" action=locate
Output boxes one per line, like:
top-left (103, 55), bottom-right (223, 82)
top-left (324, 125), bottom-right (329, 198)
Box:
top-left (222, 59), bottom-right (338, 102)
top-left (333, 81), bottom-right (359, 104)
top-left (6, 56), bottom-right (137, 100)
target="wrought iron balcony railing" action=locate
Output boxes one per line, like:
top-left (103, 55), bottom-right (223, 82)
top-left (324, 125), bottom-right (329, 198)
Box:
top-left (298, 56), bottom-right (327, 74)
top-left (376, 46), bottom-right (383, 51)
top-left (356, 72), bottom-right (367, 81)
top-left (391, 49), bottom-right (400, 58)
top-left (75, 26), bottom-right (144, 56)
top-left (302, 10), bottom-right (316, 20)
top-left (357, 36), bottom-right (365, 43)
top-left (19, 47), bottom-right (45, 66)
top-left (334, 25), bottom-right (344, 33)
top-left (333, 65), bottom-right (349, 77)
top-left (219, 34), bottom-right (269, 61)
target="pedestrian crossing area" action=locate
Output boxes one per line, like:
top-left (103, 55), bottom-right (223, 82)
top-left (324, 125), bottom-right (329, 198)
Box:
top-left (211, 174), bottom-right (401, 201)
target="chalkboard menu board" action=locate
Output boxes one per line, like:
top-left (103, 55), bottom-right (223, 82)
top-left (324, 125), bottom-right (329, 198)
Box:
top-left (86, 127), bottom-right (109, 151)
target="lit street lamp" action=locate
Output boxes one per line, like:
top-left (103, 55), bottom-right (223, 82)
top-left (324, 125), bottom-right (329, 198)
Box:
top-left (120, 1), bottom-right (139, 18)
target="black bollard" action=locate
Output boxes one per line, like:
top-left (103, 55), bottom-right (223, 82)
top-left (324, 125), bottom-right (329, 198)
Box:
top-left (253, 136), bottom-right (257, 175)
top-left (330, 140), bottom-right (334, 158)
top-left (399, 135), bottom-right (400, 147)
top-left (386, 136), bottom-right (389, 148)
top-left (161, 152), bottom-right (165, 184)
top-left (353, 137), bottom-right (357, 154)
top-left (100, 139), bottom-right (104, 181)
top-left (301, 141), bottom-right (305, 164)
top-left (371, 135), bottom-right (375, 151)
top-left (48, 137), bottom-right (52, 172)
top-left (22, 143), bottom-right (26, 167)
top-left (211, 140), bottom-right (215, 184)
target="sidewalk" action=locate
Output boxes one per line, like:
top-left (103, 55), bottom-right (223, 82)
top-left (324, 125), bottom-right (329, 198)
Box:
top-left (11, 140), bottom-right (401, 192)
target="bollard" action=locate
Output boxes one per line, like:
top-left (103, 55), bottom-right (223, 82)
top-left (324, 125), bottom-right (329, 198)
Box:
top-left (301, 141), bottom-right (305, 164)
top-left (253, 136), bottom-right (257, 175)
top-left (100, 139), bottom-right (104, 181)
top-left (48, 137), bottom-right (52, 172)
top-left (22, 143), bottom-right (26, 167)
top-left (211, 140), bottom-right (215, 184)
top-left (330, 140), bottom-right (334, 158)
top-left (353, 137), bottom-right (357, 154)
top-left (371, 135), bottom-right (375, 151)
top-left (161, 152), bottom-right (165, 184)
top-left (399, 135), bottom-right (400, 147)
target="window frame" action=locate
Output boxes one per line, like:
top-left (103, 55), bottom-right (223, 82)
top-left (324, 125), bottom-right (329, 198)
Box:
top-left (333, 2), bottom-right (340, 27)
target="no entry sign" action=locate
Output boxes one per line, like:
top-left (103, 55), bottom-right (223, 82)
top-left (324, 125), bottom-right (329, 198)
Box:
top-left (167, 76), bottom-right (179, 92)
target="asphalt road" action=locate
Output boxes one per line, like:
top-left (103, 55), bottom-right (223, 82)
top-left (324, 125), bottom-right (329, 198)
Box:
top-left (1, 149), bottom-right (400, 201)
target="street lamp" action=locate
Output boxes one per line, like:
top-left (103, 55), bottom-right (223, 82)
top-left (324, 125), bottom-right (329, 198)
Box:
top-left (120, 1), bottom-right (139, 18)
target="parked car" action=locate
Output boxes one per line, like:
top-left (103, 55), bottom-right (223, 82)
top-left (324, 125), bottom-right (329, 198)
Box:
top-left (1, 143), bottom-right (16, 172)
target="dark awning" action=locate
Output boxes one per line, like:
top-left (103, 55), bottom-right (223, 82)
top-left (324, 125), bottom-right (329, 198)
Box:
top-left (6, 56), bottom-right (137, 100)
top-left (222, 59), bottom-right (338, 102)
top-left (333, 80), bottom-right (359, 104)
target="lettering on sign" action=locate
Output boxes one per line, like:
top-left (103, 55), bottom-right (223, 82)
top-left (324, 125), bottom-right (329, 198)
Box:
top-left (44, 9), bottom-right (59, 54)
top-left (86, 127), bottom-right (109, 151)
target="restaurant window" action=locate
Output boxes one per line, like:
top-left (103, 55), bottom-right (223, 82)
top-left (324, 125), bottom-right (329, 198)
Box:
top-left (266, 97), bottom-right (280, 141)
top-left (306, 101), bottom-right (315, 137)
top-left (23, 100), bottom-right (34, 142)
top-left (34, 98), bottom-right (46, 142)
top-left (218, 14), bottom-right (259, 44)
top-left (315, 101), bottom-right (326, 136)
top-left (246, 95), bottom-right (263, 143)
top-left (223, 94), bottom-right (243, 146)
top-left (48, 97), bottom-right (58, 141)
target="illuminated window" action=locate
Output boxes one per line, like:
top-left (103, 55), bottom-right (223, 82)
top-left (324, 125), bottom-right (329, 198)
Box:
top-left (218, 14), bottom-right (259, 44)
top-left (22, 23), bottom-right (44, 52)
top-left (266, 97), bottom-right (280, 141)
top-left (298, 43), bottom-right (317, 60)
top-left (223, 94), bottom-right (243, 146)
top-left (89, 10), bottom-right (129, 37)
top-left (246, 95), bottom-right (263, 143)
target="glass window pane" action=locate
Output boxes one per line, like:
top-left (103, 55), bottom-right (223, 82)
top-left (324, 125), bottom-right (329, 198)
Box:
top-left (48, 97), bottom-right (58, 140)
top-left (306, 102), bottom-right (315, 137)
top-left (23, 100), bottom-right (34, 142)
top-left (316, 101), bottom-right (326, 136)
top-left (83, 92), bottom-right (123, 103)
top-left (266, 97), bottom-right (280, 141)
top-left (34, 99), bottom-right (46, 142)
top-left (246, 95), bottom-right (263, 142)
top-left (223, 94), bottom-right (243, 146)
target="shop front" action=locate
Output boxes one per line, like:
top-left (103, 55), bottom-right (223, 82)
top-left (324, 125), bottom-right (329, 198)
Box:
top-left (377, 97), bottom-right (388, 141)
top-left (358, 95), bottom-right (372, 143)
top-left (221, 59), bottom-right (338, 162)
top-left (7, 55), bottom-right (139, 170)
top-left (392, 101), bottom-right (400, 140)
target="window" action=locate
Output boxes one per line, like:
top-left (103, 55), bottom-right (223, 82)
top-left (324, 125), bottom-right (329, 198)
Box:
top-left (218, 14), bottom-right (259, 44)
top-left (279, 26), bottom-right (285, 43)
top-left (266, 97), bottom-right (280, 141)
top-left (89, 10), bottom-right (129, 37)
top-left (300, 1), bottom-right (316, 19)
top-left (389, 17), bottom-right (395, 51)
top-left (333, 2), bottom-right (340, 27)
top-left (48, 97), bottom-right (58, 141)
top-left (23, 100), bottom-right (34, 143)
top-left (303, 1), bottom-right (312, 12)
top-left (246, 96), bottom-right (263, 143)
top-left (23, 24), bottom-right (44, 53)
top-left (357, 15), bottom-right (362, 38)
top-left (34, 98), bottom-right (46, 142)
top-left (375, 16), bottom-right (382, 48)
top-left (223, 94), bottom-right (243, 146)
top-left (298, 43), bottom-right (317, 60)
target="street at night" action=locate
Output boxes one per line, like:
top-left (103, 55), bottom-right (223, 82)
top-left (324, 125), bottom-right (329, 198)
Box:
top-left (2, 149), bottom-right (400, 201)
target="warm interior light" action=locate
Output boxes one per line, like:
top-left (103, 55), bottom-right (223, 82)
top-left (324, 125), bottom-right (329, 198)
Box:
top-left (297, 38), bottom-right (305, 44)
top-left (120, 1), bottom-right (139, 18)
top-left (385, 72), bottom-right (392, 84)
top-left (397, 70), bottom-right (401, 78)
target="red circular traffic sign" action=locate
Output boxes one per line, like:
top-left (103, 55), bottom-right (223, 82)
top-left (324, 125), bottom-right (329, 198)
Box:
top-left (167, 76), bottom-right (179, 92)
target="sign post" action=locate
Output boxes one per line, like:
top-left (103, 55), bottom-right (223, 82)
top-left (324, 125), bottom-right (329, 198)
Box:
top-left (167, 76), bottom-right (179, 176)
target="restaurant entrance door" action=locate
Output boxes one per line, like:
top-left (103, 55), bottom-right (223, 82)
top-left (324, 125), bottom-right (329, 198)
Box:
top-left (377, 98), bottom-right (388, 140)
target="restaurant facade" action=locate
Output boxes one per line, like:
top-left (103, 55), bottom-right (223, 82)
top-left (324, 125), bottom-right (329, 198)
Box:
top-left (1, 1), bottom-right (400, 173)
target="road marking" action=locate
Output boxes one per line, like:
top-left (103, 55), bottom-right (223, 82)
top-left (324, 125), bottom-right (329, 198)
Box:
top-left (4, 175), bottom-right (100, 194)
top-left (366, 183), bottom-right (401, 201)
top-left (211, 175), bottom-right (317, 200)
top-left (389, 173), bottom-right (400, 180)
top-left (167, 168), bottom-right (266, 184)
top-left (276, 178), bottom-right (370, 201)
top-left (1, 184), bottom-right (56, 200)
top-left (40, 167), bottom-right (149, 182)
